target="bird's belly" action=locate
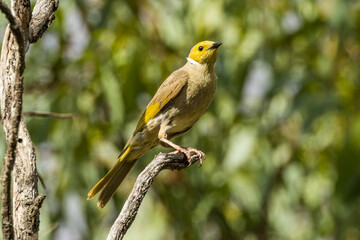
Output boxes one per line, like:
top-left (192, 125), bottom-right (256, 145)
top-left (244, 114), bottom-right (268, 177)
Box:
top-left (130, 80), bottom-right (215, 149)
top-left (166, 90), bottom-right (214, 136)
top-left (129, 112), bottom-right (169, 153)
top-left (168, 109), bottom-right (202, 134)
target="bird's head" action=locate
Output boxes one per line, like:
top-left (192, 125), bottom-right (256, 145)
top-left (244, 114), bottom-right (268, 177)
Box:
top-left (188, 41), bottom-right (222, 66)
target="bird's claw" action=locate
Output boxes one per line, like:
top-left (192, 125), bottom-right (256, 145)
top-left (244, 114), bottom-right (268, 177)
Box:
top-left (186, 147), bottom-right (205, 166)
top-left (173, 147), bottom-right (206, 167)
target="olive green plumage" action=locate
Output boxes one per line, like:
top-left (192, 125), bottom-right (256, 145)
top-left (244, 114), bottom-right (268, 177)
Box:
top-left (88, 41), bottom-right (222, 208)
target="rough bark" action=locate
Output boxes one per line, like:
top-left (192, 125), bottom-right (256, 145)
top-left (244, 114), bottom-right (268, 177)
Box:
top-left (29, 0), bottom-right (59, 43)
top-left (0, 0), bottom-right (29, 237)
top-left (0, 0), bottom-right (58, 239)
top-left (106, 152), bottom-right (201, 240)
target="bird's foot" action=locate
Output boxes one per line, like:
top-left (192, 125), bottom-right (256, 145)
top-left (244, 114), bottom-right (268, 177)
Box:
top-left (172, 147), bottom-right (206, 166)
top-left (159, 138), bottom-right (205, 166)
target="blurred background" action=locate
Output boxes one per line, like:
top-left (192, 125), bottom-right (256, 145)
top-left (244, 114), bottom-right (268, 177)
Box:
top-left (1, 0), bottom-right (360, 239)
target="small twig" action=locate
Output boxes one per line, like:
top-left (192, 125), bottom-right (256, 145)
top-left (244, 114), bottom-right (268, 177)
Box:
top-left (106, 152), bottom-right (200, 240)
top-left (30, 194), bottom-right (47, 214)
top-left (37, 171), bottom-right (47, 190)
top-left (23, 111), bottom-right (75, 119)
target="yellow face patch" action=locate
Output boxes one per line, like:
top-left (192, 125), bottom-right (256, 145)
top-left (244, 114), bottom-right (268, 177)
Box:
top-left (188, 41), bottom-right (219, 64)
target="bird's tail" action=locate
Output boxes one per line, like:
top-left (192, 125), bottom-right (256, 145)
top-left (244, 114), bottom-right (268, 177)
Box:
top-left (87, 147), bottom-right (137, 208)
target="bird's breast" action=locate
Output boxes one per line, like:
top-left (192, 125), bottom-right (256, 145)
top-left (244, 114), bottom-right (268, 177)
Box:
top-left (166, 71), bottom-right (217, 134)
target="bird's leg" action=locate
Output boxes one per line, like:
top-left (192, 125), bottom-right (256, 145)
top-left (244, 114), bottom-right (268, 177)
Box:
top-left (159, 138), bottom-right (191, 158)
top-left (159, 137), bottom-right (205, 166)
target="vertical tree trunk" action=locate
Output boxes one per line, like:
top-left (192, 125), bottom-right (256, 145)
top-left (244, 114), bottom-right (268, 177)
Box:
top-left (0, 1), bottom-right (45, 239)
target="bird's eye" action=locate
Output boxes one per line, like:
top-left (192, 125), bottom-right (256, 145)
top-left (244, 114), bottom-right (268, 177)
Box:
top-left (198, 46), bottom-right (203, 51)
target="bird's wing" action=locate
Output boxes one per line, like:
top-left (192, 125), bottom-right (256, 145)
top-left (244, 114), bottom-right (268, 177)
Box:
top-left (134, 69), bottom-right (189, 133)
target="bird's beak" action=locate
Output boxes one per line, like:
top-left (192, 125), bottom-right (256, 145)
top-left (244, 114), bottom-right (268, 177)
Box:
top-left (207, 42), bottom-right (222, 50)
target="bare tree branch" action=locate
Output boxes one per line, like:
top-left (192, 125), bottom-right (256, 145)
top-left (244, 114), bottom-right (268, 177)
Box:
top-left (0, 76), bottom-right (23, 239)
top-left (0, 1), bottom-right (27, 238)
top-left (0, 1), bottom-right (24, 48)
top-left (29, 0), bottom-right (59, 43)
top-left (0, 0), bottom-right (58, 239)
top-left (106, 152), bottom-right (201, 240)
top-left (0, 0), bottom-right (25, 74)
top-left (23, 111), bottom-right (75, 119)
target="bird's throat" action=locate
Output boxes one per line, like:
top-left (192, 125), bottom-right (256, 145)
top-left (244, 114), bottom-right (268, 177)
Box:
top-left (187, 57), bottom-right (201, 66)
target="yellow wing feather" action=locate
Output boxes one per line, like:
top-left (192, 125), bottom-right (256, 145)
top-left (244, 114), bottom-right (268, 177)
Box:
top-left (88, 69), bottom-right (188, 205)
top-left (134, 70), bottom-right (189, 133)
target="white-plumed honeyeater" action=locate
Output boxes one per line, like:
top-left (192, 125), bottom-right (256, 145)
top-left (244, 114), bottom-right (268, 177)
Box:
top-left (88, 41), bottom-right (222, 208)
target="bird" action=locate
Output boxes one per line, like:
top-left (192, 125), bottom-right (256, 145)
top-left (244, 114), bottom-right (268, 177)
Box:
top-left (88, 40), bottom-right (222, 208)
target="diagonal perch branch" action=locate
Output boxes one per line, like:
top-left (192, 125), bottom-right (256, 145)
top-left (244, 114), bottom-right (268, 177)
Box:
top-left (106, 152), bottom-right (201, 240)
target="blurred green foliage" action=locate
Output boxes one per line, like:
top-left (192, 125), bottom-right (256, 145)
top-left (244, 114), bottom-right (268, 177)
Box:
top-left (1, 0), bottom-right (360, 239)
